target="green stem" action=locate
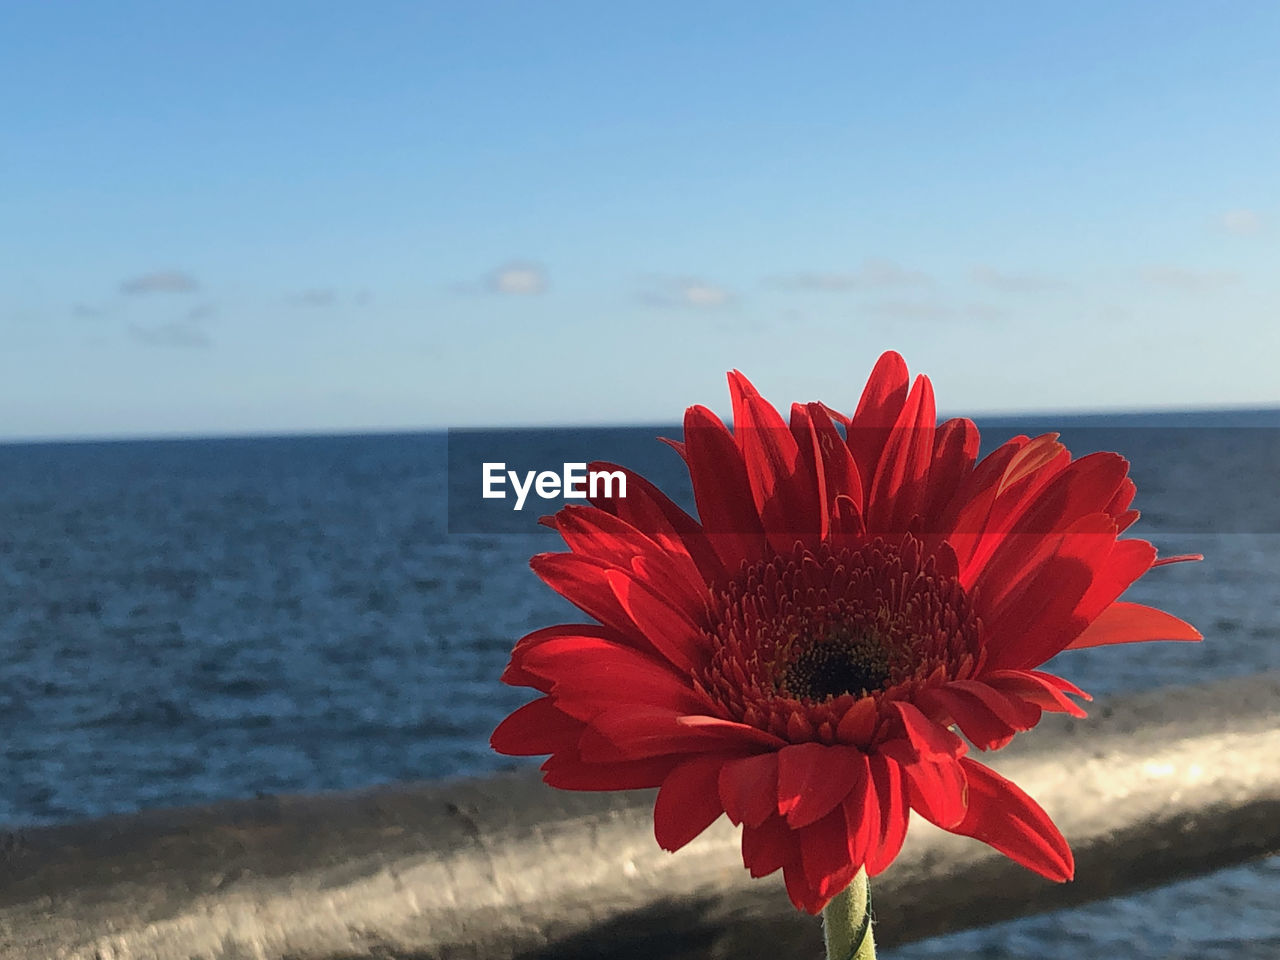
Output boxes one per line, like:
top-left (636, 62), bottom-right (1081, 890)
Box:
top-left (822, 868), bottom-right (876, 960)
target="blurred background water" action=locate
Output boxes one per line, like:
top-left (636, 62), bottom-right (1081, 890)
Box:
top-left (1, 412), bottom-right (1277, 958)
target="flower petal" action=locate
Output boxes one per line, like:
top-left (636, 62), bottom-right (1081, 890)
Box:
top-left (655, 755), bottom-right (728, 851)
top-left (551, 505), bottom-right (706, 615)
top-left (729, 371), bottom-right (820, 553)
top-left (580, 706), bottom-right (784, 762)
top-left (838, 750), bottom-right (875, 868)
top-left (490, 696), bottom-right (584, 756)
top-left (1066, 600), bottom-right (1202, 649)
top-left (952, 758), bottom-right (1074, 881)
top-left (865, 754), bottom-right (910, 876)
top-left (790, 404), bottom-right (830, 542)
top-left (783, 860), bottom-right (821, 914)
top-left (997, 433), bottom-right (1069, 497)
top-left (777, 742), bottom-right (863, 828)
top-left (847, 350), bottom-right (910, 489)
top-left (799, 806), bottom-right (859, 908)
top-left (867, 373), bottom-right (936, 534)
top-left (530, 553), bottom-right (651, 647)
top-left (900, 755), bottom-right (969, 829)
top-left (943, 437), bottom-right (1029, 570)
top-left (1001, 451), bottom-right (1128, 540)
top-left (834, 696), bottom-right (878, 747)
top-left (921, 416), bottom-right (979, 536)
top-left (1071, 538), bottom-right (1158, 626)
top-left (585, 459), bottom-right (725, 583)
top-left (682, 404), bottom-right (767, 571)
top-left (541, 753), bottom-right (678, 791)
top-left (978, 514), bottom-right (1118, 671)
top-left (921, 680), bottom-right (1041, 751)
top-left (1105, 476), bottom-right (1139, 532)
top-left (502, 623), bottom-right (615, 689)
top-left (829, 494), bottom-right (867, 550)
top-left (982, 669), bottom-right (1090, 718)
top-left (887, 700), bottom-right (968, 761)
top-left (808, 402), bottom-right (864, 510)
top-left (720, 752), bottom-right (780, 828)
top-left (605, 570), bottom-right (706, 674)
top-left (517, 635), bottom-right (713, 720)
top-left (740, 812), bottom-right (794, 877)
top-left (880, 704), bottom-right (969, 828)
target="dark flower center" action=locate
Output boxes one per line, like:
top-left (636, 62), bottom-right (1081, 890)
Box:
top-left (776, 628), bottom-right (893, 702)
top-left (695, 536), bottom-right (983, 743)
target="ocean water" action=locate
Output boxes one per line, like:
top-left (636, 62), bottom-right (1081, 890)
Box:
top-left (1, 413), bottom-right (1278, 957)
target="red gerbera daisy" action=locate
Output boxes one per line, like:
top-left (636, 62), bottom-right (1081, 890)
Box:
top-left (491, 352), bottom-right (1200, 915)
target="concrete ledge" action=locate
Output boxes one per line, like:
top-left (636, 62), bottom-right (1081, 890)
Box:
top-left (2, 672), bottom-right (1279, 959)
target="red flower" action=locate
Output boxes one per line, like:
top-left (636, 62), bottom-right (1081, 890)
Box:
top-left (491, 352), bottom-right (1201, 914)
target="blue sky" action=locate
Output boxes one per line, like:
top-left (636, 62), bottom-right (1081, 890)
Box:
top-left (3, 1), bottom-right (1277, 439)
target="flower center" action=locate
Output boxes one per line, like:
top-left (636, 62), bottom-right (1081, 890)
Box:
top-left (776, 628), bottom-right (893, 702)
top-left (695, 536), bottom-right (983, 743)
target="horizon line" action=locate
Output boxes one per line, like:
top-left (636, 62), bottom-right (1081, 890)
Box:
top-left (3, 400), bottom-right (1279, 447)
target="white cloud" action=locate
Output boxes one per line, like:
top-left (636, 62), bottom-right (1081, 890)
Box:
top-left (128, 321), bottom-right (210, 348)
top-left (1218, 209), bottom-right (1263, 236)
top-left (121, 270), bottom-right (199, 295)
top-left (681, 282), bottom-right (732, 306)
top-left (771, 258), bottom-right (932, 291)
top-left (1140, 265), bottom-right (1240, 291)
top-left (487, 262), bottom-right (546, 295)
top-left (638, 277), bottom-right (734, 308)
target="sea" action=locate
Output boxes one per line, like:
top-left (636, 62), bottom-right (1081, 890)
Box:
top-left (1, 412), bottom-right (1278, 959)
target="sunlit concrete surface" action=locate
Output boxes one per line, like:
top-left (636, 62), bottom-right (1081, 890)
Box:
top-left (1, 672), bottom-right (1278, 959)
